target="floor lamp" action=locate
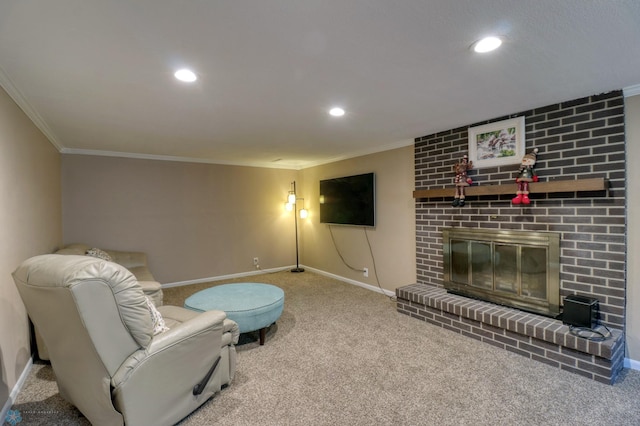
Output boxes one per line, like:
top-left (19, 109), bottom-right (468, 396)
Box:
top-left (286, 181), bottom-right (307, 273)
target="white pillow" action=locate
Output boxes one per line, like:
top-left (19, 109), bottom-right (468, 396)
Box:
top-left (145, 296), bottom-right (169, 335)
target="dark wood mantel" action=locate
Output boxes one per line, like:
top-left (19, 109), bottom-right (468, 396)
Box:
top-left (413, 177), bottom-right (608, 199)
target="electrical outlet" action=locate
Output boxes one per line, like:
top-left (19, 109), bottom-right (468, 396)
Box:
top-left (253, 257), bottom-right (259, 265)
top-left (363, 267), bottom-right (369, 278)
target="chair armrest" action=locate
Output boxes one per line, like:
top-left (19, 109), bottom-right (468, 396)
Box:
top-left (112, 310), bottom-right (226, 387)
top-left (223, 318), bottom-right (240, 345)
top-left (149, 310), bottom-right (227, 352)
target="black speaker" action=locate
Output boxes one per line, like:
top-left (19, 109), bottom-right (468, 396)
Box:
top-left (563, 295), bottom-right (598, 328)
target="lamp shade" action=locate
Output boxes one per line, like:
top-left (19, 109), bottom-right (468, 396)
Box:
top-left (299, 208), bottom-right (308, 219)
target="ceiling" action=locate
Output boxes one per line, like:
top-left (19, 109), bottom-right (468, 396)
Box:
top-left (1, 1), bottom-right (639, 170)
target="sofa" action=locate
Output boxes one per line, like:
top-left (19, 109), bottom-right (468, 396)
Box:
top-left (13, 254), bottom-right (239, 425)
top-left (34, 244), bottom-right (164, 360)
top-left (55, 243), bottom-right (163, 305)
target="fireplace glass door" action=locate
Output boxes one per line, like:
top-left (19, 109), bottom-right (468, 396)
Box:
top-left (521, 246), bottom-right (548, 300)
top-left (443, 228), bottom-right (560, 317)
top-left (470, 241), bottom-right (492, 289)
top-left (494, 244), bottom-right (518, 294)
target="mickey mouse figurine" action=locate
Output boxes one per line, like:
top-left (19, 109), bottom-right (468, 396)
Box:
top-left (512, 148), bottom-right (539, 205)
top-left (452, 154), bottom-right (473, 207)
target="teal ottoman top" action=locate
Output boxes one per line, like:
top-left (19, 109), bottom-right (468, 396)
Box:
top-left (184, 283), bottom-right (284, 334)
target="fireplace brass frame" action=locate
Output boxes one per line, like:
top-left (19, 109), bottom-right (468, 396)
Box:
top-left (442, 228), bottom-right (560, 317)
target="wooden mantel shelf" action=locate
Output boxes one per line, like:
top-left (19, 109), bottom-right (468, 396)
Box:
top-left (413, 177), bottom-right (608, 199)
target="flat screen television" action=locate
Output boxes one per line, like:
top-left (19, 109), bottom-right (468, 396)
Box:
top-left (319, 173), bottom-right (375, 227)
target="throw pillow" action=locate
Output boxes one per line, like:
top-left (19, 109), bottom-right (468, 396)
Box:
top-left (145, 296), bottom-right (169, 335)
top-left (85, 247), bottom-right (112, 262)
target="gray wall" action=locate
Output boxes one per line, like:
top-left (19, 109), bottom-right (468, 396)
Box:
top-left (0, 86), bottom-right (62, 410)
top-left (62, 155), bottom-right (298, 284)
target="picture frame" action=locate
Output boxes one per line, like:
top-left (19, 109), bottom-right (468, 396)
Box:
top-left (468, 116), bottom-right (525, 168)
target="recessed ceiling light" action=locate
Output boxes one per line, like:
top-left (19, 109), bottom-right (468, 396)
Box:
top-left (174, 69), bottom-right (197, 82)
top-left (472, 36), bottom-right (502, 53)
top-left (329, 107), bottom-right (345, 117)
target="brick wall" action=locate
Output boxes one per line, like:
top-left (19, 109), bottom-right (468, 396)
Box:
top-left (414, 90), bottom-right (625, 328)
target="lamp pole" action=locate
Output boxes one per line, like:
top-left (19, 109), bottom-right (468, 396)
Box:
top-left (291, 181), bottom-right (304, 273)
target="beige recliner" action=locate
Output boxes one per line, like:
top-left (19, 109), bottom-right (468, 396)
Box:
top-left (13, 254), bottom-right (238, 426)
top-left (36, 244), bottom-right (165, 361)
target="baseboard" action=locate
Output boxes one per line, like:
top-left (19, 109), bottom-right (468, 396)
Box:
top-left (162, 266), bottom-right (292, 288)
top-left (1, 356), bottom-right (33, 424)
top-left (162, 265), bottom-right (395, 298)
top-left (624, 357), bottom-right (640, 371)
top-left (302, 266), bottom-right (396, 297)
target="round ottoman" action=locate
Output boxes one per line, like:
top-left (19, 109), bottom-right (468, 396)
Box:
top-left (184, 283), bottom-right (284, 345)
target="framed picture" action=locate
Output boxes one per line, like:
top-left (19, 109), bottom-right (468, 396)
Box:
top-left (468, 116), bottom-right (525, 168)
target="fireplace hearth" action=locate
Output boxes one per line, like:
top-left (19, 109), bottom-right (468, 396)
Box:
top-left (442, 228), bottom-right (560, 318)
top-left (395, 283), bottom-right (624, 384)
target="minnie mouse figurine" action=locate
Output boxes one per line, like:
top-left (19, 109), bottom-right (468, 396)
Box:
top-left (512, 148), bottom-right (539, 205)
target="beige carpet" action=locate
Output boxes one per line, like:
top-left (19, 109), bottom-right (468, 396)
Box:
top-left (9, 270), bottom-right (640, 425)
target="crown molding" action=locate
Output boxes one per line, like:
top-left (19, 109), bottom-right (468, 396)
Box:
top-left (61, 138), bottom-right (415, 170)
top-left (0, 66), bottom-right (64, 151)
top-left (624, 84), bottom-right (640, 97)
top-left (60, 148), bottom-right (304, 170)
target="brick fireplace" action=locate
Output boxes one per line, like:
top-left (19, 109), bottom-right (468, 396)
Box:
top-left (396, 90), bottom-right (626, 384)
